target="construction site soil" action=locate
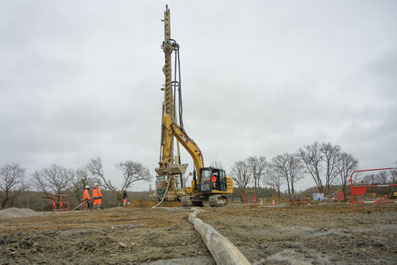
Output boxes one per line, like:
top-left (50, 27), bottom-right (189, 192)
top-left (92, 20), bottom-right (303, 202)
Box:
top-left (0, 201), bottom-right (396, 265)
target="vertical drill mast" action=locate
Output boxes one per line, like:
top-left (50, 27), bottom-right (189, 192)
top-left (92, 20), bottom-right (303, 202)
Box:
top-left (159, 6), bottom-right (174, 169)
top-left (156, 6), bottom-right (187, 197)
top-left (163, 6), bottom-right (173, 118)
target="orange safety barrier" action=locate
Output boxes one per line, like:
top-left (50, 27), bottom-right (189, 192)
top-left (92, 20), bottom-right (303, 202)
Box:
top-left (350, 167), bottom-right (397, 212)
top-left (244, 190), bottom-right (256, 205)
top-left (80, 199), bottom-right (88, 211)
top-left (52, 194), bottom-right (69, 216)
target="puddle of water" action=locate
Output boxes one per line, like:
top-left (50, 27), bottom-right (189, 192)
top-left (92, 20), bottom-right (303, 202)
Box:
top-left (260, 203), bottom-right (290, 208)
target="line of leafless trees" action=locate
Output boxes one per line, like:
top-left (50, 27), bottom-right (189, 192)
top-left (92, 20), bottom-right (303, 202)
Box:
top-left (229, 142), bottom-right (396, 200)
top-left (0, 158), bottom-right (152, 209)
top-left (359, 170), bottom-right (397, 185)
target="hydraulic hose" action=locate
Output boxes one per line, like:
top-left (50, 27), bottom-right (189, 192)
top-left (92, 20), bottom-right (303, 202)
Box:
top-left (152, 178), bottom-right (171, 208)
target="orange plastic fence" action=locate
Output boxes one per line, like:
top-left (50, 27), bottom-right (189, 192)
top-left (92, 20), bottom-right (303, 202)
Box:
top-left (350, 168), bottom-right (396, 212)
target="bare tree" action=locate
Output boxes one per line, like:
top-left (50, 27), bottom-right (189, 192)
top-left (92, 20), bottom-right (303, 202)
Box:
top-left (377, 171), bottom-right (389, 184)
top-left (86, 157), bottom-right (111, 187)
top-left (321, 143), bottom-right (342, 196)
top-left (209, 161), bottom-right (224, 169)
top-left (391, 161), bottom-right (397, 183)
top-left (288, 154), bottom-right (304, 195)
top-left (0, 163), bottom-right (26, 209)
top-left (231, 160), bottom-right (251, 202)
top-left (272, 153), bottom-right (303, 196)
top-left (299, 142), bottom-right (324, 194)
top-left (246, 156), bottom-right (267, 188)
top-left (263, 167), bottom-right (284, 198)
top-left (87, 157), bottom-right (152, 205)
top-left (86, 157), bottom-right (120, 203)
top-left (32, 165), bottom-right (75, 199)
top-left (359, 172), bottom-right (392, 185)
top-left (271, 154), bottom-right (290, 195)
top-left (117, 161), bottom-right (152, 191)
top-left (361, 174), bottom-right (378, 185)
top-left (336, 152), bottom-right (358, 200)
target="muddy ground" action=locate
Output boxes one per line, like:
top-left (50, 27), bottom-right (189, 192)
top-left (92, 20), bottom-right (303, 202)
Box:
top-left (0, 202), bottom-right (396, 264)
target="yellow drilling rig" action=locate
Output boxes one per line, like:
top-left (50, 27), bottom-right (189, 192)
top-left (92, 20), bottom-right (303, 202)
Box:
top-left (154, 6), bottom-right (233, 207)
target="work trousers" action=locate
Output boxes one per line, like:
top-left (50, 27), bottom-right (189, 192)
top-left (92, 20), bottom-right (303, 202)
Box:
top-left (93, 199), bottom-right (101, 206)
top-left (85, 200), bottom-right (92, 210)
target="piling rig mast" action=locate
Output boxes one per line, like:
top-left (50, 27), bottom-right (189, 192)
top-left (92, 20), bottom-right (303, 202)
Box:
top-left (154, 5), bottom-right (189, 201)
top-left (154, 6), bottom-right (233, 206)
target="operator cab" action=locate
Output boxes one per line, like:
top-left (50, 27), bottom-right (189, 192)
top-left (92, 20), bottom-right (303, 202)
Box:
top-left (199, 167), bottom-right (228, 193)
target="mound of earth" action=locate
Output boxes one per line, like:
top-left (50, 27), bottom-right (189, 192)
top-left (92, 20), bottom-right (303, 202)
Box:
top-left (128, 199), bottom-right (181, 208)
top-left (158, 201), bottom-right (181, 207)
top-left (0, 207), bottom-right (40, 219)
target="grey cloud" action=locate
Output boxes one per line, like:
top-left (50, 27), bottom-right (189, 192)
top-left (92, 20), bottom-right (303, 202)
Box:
top-left (1, 1), bottom-right (396, 191)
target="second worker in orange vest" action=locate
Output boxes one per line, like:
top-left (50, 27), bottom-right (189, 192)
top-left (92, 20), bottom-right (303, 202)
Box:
top-left (92, 184), bottom-right (102, 210)
top-left (83, 185), bottom-right (92, 210)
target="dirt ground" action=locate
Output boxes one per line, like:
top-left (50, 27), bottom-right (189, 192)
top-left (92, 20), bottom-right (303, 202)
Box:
top-left (0, 202), bottom-right (396, 265)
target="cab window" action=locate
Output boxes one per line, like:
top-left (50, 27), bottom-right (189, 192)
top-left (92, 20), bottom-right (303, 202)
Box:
top-left (200, 169), bottom-right (211, 192)
top-left (219, 170), bottom-right (227, 191)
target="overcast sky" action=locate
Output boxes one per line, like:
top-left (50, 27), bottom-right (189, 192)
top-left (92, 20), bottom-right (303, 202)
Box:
top-left (1, 1), bottom-right (396, 191)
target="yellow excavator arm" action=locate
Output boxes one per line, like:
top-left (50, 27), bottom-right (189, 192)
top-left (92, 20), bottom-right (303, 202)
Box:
top-left (160, 113), bottom-right (204, 178)
top-left (171, 118), bottom-right (204, 178)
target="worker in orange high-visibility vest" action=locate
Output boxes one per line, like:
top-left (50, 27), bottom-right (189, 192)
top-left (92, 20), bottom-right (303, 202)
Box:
top-left (83, 186), bottom-right (92, 210)
top-left (92, 183), bottom-right (102, 210)
top-left (211, 173), bottom-right (217, 190)
top-left (122, 189), bottom-right (128, 206)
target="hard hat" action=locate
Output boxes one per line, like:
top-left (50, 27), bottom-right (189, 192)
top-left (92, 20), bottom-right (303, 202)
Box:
top-left (85, 185), bottom-right (90, 189)
top-left (94, 183), bottom-right (99, 186)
